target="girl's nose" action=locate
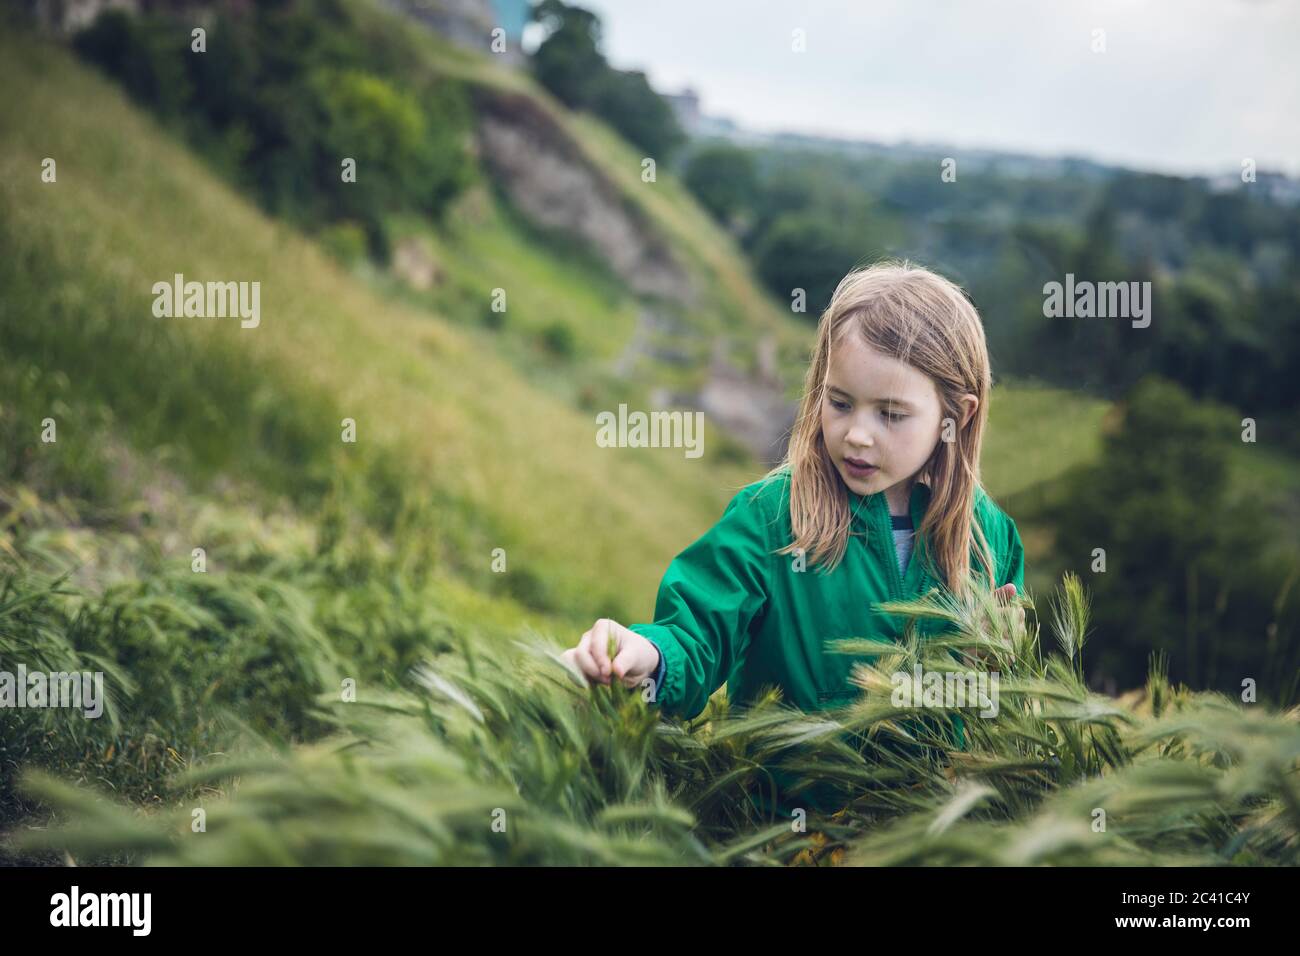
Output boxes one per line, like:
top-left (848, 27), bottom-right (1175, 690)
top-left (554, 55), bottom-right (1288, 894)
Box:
top-left (846, 422), bottom-right (875, 448)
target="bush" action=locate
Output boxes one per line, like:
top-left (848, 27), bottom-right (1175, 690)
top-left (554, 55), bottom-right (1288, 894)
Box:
top-left (539, 320), bottom-right (576, 358)
top-left (71, 1), bottom-right (475, 251)
top-left (318, 221), bottom-right (369, 266)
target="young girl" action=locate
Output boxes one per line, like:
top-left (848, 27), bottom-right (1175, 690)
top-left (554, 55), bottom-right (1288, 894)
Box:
top-left (564, 260), bottom-right (1025, 725)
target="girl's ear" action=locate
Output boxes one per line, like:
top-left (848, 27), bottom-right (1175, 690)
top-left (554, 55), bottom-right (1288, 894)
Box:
top-left (958, 393), bottom-right (979, 429)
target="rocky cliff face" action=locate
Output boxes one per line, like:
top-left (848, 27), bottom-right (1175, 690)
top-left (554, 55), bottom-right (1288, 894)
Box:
top-left (468, 87), bottom-right (796, 465)
top-left (472, 88), bottom-right (694, 306)
top-left (698, 337), bottom-right (797, 468)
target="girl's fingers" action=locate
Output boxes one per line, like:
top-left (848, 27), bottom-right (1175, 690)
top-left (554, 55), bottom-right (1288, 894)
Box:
top-left (610, 642), bottom-right (642, 685)
top-left (562, 647), bottom-right (591, 681)
top-left (612, 663), bottom-right (637, 688)
top-left (574, 630), bottom-right (604, 683)
top-left (590, 619), bottom-right (612, 678)
top-left (573, 620), bottom-right (647, 688)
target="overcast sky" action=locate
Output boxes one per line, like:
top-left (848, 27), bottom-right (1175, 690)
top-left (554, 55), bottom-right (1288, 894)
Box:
top-left (556, 0), bottom-right (1299, 177)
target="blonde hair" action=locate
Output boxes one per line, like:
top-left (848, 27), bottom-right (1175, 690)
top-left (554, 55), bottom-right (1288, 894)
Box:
top-left (765, 259), bottom-right (996, 599)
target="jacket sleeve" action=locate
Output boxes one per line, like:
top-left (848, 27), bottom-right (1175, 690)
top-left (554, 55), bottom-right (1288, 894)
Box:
top-left (627, 487), bottom-right (772, 719)
top-left (648, 645), bottom-right (666, 698)
top-left (1002, 517), bottom-right (1025, 593)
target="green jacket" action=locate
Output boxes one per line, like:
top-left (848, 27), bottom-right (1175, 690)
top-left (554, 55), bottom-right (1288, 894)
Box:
top-left (630, 466), bottom-right (1025, 721)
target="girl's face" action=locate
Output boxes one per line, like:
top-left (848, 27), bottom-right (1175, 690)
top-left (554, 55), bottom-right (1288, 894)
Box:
top-left (820, 333), bottom-right (972, 510)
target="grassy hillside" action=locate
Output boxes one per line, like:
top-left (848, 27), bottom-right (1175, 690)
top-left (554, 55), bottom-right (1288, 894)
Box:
top-left (0, 23), bottom-right (766, 635)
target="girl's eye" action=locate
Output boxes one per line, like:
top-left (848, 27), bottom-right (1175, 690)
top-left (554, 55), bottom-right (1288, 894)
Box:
top-left (829, 398), bottom-right (849, 411)
top-left (883, 410), bottom-right (907, 423)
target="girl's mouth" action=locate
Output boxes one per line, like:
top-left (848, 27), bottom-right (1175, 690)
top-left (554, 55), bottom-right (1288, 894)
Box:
top-left (845, 459), bottom-right (878, 478)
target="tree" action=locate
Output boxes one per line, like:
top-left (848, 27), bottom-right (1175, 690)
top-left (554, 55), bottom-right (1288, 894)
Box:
top-left (752, 214), bottom-right (868, 317)
top-left (530, 0), bottom-right (685, 160)
top-left (683, 145), bottom-right (759, 226)
top-left (591, 69), bottom-right (685, 160)
top-left (1047, 376), bottom-right (1296, 702)
top-left (530, 0), bottom-right (604, 110)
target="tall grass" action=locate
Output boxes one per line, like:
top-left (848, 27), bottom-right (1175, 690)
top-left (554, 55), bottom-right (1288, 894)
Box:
top-left (0, 476), bottom-right (481, 830)
top-left (9, 564), bottom-right (1297, 866)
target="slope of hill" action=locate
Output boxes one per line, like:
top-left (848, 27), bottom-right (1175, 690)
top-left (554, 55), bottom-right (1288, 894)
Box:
top-left (0, 18), bottom-right (769, 633)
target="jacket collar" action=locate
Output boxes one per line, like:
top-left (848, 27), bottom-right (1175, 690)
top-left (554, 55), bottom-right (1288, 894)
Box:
top-left (847, 479), bottom-right (931, 532)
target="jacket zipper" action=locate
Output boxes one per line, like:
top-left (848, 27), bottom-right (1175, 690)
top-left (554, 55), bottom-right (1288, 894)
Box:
top-left (877, 484), bottom-right (934, 601)
top-left (873, 490), bottom-right (906, 602)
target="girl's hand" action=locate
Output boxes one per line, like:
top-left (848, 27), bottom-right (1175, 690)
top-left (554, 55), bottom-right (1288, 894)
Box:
top-left (562, 618), bottom-right (661, 688)
top-left (993, 583), bottom-right (1026, 631)
top-left (965, 584), bottom-right (1024, 667)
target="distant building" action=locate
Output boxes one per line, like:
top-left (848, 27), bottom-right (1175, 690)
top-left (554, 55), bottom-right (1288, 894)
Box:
top-left (664, 86), bottom-right (738, 139)
top-left (664, 88), bottom-right (701, 133)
